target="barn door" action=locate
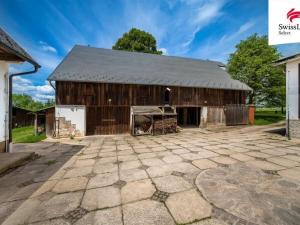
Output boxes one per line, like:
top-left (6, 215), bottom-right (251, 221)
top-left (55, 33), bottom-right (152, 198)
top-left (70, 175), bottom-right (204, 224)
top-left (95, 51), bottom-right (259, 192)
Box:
top-left (86, 106), bottom-right (130, 135)
top-left (225, 105), bottom-right (249, 126)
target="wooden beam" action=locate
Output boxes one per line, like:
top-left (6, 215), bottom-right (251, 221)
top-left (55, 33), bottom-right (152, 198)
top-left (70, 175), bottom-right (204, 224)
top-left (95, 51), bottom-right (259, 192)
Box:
top-left (0, 54), bottom-right (23, 62)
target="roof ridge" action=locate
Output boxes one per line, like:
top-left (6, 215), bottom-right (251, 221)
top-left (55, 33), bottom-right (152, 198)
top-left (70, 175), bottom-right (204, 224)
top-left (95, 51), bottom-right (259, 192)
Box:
top-left (73, 44), bottom-right (224, 65)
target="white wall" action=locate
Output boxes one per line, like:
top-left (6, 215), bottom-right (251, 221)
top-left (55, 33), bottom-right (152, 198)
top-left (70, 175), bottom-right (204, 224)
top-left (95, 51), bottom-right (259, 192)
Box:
top-left (55, 105), bottom-right (86, 135)
top-left (286, 60), bottom-right (299, 120)
top-left (0, 61), bottom-right (8, 144)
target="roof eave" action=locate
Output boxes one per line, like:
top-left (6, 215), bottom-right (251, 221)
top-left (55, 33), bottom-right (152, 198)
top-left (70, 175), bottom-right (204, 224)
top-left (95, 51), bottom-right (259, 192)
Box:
top-left (49, 78), bottom-right (252, 92)
top-left (274, 54), bottom-right (300, 66)
top-left (0, 43), bottom-right (40, 68)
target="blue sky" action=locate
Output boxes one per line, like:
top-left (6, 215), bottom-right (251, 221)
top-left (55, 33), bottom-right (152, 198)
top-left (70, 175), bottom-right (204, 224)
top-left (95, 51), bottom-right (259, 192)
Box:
top-left (1, 0), bottom-right (299, 101)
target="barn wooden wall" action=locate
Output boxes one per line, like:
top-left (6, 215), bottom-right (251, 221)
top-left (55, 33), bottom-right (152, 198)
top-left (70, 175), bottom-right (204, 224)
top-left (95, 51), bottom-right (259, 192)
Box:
top-left (12, 108), bottom-right (34, 128)
top-left (56, 81), bottom-right (247, 134)
top-left (56, 82), bottom-right (246, 106)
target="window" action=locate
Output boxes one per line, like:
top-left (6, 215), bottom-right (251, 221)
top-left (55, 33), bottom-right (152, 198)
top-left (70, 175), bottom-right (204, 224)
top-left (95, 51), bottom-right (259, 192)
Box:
top-left (164, 88), bottom-right (171, 104)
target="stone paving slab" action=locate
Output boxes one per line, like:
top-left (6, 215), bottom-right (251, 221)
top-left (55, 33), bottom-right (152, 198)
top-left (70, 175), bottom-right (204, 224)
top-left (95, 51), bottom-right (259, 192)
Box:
top-left (190, 218), bottom-right (228, 225)
top-left (166, 189), bottom-right (212, 224)
top-left (2, 125), bottom-right (300, 225)
top-left (267, 157), bottom-right (300, 167)
top-left (123, 200), bottom-right (175, 225)
top-left (87, 172), bottom-right (119, 189)
top-left (52, 177), bottom-right (88, 193)
top-left (246, 160), bottom-right (285, 171)
top-left (64, 166), bottom-right (93, 178)
top-left (29, 191), bottom-right (83, 223)
top-left (210, 156), bottom-right (238, 165)
top-left (153, 175), bottom-right (193, 193)
top-left (81, 186), bottom-right (121, 210)
top-left (230, 153), bottom-right (255, 162)
top-left (120, 168), bottom-right (148, 182)
top-left (121, 179), bottom-right (156, 203)
top-left (75, 207), bottom-right (123, 225)
top-left (196, 164), bottom-right (300, 225)
top-left (278, 167), bottom-right (300, 182)
top-left (192, 159), bottom-right (218, 169)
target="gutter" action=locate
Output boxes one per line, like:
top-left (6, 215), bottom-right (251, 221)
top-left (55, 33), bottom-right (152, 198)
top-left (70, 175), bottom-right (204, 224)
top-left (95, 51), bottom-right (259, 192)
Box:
top-left (7, 65), bottom-right (40, 152)
top-left (49, 80), bottom-right (56, 90)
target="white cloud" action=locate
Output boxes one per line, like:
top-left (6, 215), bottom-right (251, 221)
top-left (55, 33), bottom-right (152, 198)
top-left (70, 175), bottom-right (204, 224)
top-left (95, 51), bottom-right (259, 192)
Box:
top-left (191, 20), bottom-right (257, 62)
top-left (218, 20), bottom-right (256, 44)
top-left (12, 77), bottom-right (55, 102)
top-left (159, 48), bottom-right (168, 55)
top-left (179, 0), bottom-right (228, 52)
top-left (39, 41), bottom-right (57, 53)
top-left (110, 0), bottom-right (229, 56)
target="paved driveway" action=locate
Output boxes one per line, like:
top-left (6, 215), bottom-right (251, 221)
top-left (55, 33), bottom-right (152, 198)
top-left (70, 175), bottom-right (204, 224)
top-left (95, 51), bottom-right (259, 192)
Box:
top-left (1, 125), bottom-right (300, 225)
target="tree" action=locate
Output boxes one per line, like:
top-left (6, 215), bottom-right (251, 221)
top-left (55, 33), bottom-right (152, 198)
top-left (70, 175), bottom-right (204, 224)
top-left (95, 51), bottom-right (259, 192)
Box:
top-left (112, 28), bottom-right (162, 55)
top-left (227, 34), bottom-right (285, 107)
top-left (12, 94), bottom-right (54, 111)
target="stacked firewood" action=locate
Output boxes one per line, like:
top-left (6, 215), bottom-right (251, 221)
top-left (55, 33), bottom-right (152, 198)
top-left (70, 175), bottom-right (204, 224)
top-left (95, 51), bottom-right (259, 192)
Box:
top-left (153, 117), bottom-right (177, 135)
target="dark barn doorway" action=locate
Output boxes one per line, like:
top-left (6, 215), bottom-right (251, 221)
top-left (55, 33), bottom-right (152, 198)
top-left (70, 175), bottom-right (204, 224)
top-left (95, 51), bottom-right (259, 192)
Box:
top-left (177, 107), bottom-right (201, 127)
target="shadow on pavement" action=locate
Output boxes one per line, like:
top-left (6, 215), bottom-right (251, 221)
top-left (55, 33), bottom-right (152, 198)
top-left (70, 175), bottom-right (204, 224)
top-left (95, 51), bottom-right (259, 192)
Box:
top-left (265, 127), bottom-right (286, 136)
top-left (0, 141), bottom-right (85, 224)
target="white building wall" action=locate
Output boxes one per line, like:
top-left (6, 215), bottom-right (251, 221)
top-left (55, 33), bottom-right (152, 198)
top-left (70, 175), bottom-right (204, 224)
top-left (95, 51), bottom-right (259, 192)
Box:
top-left (286, 60), bottom-right (299, 120)
top-left (0, 61), bottom-right (8, 147)
top-left (55, 105), bottom-right (86, 136)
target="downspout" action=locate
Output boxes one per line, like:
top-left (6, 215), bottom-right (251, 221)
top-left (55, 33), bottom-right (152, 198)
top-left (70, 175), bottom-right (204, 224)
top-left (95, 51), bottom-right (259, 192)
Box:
top-left (48, 80), bottom-right (57, 138)
top-left (49, 80), bottom-right (55, 90)
top-left (7, 65), bottom-right (40, 152)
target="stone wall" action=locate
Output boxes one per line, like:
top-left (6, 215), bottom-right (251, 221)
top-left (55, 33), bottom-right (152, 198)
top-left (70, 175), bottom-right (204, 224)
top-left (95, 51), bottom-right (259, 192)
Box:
top-left (289, 120), bottom-right (300, 139)
top-left (55, 117), bottom-right (82, 138)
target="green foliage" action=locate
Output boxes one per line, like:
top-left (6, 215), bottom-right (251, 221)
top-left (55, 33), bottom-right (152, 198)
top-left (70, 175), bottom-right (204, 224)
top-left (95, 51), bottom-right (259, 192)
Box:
top-left (12, 94), bottom-right (54, 111)
top-left (112, 28), bottom-right (162, 55)
top-left (228, 34), bottom-right (285, 107)
top-left (12, 126), bottom-right (46, 143)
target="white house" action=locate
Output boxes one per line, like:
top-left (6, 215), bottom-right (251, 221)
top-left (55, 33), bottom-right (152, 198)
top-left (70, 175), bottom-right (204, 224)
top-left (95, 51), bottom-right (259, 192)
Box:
top-left (0, 28), bottom-right (39, 152)
top-left (275, 54), bottom-right (300, 139)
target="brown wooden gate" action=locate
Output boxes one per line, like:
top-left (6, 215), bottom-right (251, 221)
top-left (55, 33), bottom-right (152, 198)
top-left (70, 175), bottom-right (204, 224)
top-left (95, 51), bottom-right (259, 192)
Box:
top-left (86, 106), bottom-right (130, 135)
top-left (45, 107), bottom-right (55, 137)
top-left (225, 104), bottom-right (248, 126)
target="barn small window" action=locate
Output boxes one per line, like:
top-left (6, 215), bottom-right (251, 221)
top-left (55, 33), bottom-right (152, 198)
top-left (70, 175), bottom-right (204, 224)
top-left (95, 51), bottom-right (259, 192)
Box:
top-left (164, 88), bottom-right (171, 105)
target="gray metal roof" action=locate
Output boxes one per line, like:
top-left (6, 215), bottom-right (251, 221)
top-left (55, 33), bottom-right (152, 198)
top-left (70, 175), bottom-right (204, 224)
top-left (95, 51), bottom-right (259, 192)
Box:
top-left (48, 45), bottom-right (251, 91)
top-left (0, 27), bottom-right (40, 67)
top-left (274, 53), bottom-right (300, 65)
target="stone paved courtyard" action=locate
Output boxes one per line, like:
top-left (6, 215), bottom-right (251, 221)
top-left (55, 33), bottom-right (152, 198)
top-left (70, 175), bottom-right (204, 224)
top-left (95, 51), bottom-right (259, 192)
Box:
top-left (1, 125), bottom-right (300, 225)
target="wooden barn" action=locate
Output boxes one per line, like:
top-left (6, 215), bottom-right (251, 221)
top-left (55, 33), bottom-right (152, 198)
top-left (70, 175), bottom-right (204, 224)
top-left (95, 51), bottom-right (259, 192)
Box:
top-left (12, 106), bottom-right (34, 128)
top-left (48, 45), bottom-right (251, 137)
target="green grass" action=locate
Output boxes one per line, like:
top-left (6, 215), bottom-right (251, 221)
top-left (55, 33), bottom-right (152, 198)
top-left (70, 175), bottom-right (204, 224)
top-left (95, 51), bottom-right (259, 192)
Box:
top-left (12, 126), bottom-right (46, 143)
top-left (254, 109), bottom-right (285, 125)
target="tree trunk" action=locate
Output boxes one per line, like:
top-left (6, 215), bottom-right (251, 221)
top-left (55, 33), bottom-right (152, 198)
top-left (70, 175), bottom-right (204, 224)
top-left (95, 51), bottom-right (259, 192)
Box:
top-left (248, 93), bottom-right (254, 104)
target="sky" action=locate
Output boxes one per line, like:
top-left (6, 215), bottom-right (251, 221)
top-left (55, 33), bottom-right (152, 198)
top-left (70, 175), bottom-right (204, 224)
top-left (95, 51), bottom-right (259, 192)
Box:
top-left (1, 0), bottom-right (300, 102)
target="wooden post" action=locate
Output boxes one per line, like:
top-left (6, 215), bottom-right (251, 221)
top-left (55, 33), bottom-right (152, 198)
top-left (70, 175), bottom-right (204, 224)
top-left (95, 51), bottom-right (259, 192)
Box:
top-left (200, 106), bottom-right (208, 128)
top-left (151, 116), bottom-right (154, 135)
top-left (34, 113), bottom-right (38, 136)
top-left (183, 108), bottom-right (187, 125)
top-left (248, 104), bottom-right (255, 125)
